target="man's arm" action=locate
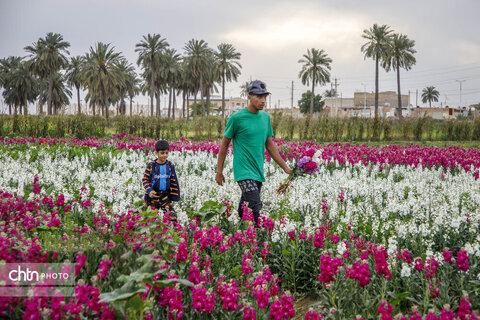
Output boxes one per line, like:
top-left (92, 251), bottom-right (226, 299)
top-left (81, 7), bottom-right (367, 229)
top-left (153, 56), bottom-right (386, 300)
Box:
top-left (265, 137), bottom-right (291, 174)
top-left (215, 136), bottom-right (232, 185)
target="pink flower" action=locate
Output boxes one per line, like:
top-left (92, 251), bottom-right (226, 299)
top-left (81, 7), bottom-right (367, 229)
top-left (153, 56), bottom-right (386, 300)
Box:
top-left (243, 305), bottom-right (256, 320)
top-left (75, 254), bottom-right (87, 276)
top-left (346, 260), bottom-right (370, 287)
top-left (269, 294), bottom-right (295, 320)
top-left (457, 250), bottom-right (469, 272)
top-left (377, 301), bottom-right (393, 320)
top-left (55, 194), bottom-right (65, 206)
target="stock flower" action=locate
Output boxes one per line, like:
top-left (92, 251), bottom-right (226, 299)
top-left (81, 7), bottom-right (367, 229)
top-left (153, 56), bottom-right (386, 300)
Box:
top-left (269, 294), bottom-right (295, 320)
top-left (346, 260), bottom-right (370, 287)
top-left (457, 250), bottom-right (469, 272)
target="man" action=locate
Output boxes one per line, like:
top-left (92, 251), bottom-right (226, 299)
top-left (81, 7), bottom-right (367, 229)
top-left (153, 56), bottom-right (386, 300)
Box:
top-left (215, 80), bottom-right (291, 225)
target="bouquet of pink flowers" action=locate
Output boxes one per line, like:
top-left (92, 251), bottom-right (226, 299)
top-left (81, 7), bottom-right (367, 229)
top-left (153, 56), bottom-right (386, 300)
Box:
top-left (276, 149), bottom-right (322, 194)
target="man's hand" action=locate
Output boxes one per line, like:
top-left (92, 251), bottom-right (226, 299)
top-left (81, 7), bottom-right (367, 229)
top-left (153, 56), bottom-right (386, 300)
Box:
top-left (215, 171), bottom-right (225, 186)
top-left (149, 190), bottom-right (158, 198)
top-left (283, 166), bottom-right (292, 175)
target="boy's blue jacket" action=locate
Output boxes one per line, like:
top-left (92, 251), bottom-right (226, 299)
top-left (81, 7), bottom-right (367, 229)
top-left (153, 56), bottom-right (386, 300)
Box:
top-left (142, 160), bottom-right (180, 202)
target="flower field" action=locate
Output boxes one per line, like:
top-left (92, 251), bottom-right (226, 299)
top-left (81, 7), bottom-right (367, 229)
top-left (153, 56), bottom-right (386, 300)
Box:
top-left (1, 134), bottom-right (480, 319)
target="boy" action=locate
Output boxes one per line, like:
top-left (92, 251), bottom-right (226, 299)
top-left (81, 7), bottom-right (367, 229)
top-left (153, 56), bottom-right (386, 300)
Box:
top-left (143, 139), bottom-right (180, 221)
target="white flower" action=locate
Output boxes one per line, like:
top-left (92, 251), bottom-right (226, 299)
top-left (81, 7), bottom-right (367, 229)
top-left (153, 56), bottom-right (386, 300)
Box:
top-left (400, 263), bottom-right (411, 278)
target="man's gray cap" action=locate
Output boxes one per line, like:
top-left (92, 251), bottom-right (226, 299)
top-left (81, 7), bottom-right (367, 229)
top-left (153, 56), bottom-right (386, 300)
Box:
top-left (247, 80), bottom-right (270, 95)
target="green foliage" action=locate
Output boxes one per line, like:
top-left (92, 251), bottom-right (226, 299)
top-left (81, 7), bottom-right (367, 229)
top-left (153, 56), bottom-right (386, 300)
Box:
top-left (298, 91), bottom-right (324, 114)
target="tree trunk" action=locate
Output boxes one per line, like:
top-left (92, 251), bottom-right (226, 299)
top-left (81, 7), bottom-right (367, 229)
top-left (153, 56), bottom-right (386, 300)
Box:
top-left (221, 73), bottom-right (226, 117)
top-left (374, 54), bottom-right (379, 119)
top-left (396, 62), bottom-right (403, 120)
top-left (77, 85), bottom-right (81, 114)
top-left (38, 76), bottom-right (44, 115)
top-left (168, 87), bottom-right (172, 119)
top-left (8, 104), bottom-right (12, 115)
top-left (310, 73), bottom-right (315, 114)
top-left (193, 93), bottom-right (197, 119)
top-left (105, 103), bottom-right (110, 125)
top-left (48, 73), bottom-right (54, 115)
top-left (92, 103), bottom-right (95, 116)
top-left (130, 96), bottom-right (133, 117)
top-left (156, 90), bottom-right (161, 117)
top-left (184, 92), bottom-right (188, 120)
top-left (199, 73), bottom-right (204, 117)
top-left (172, 88), bottom-right (176, 120)
top-left (150, 65), bottom-right (155, 117)
top-left (206, 88), bottom-right (211, 116)
top-left (24, 92), bottom-right (28, 115)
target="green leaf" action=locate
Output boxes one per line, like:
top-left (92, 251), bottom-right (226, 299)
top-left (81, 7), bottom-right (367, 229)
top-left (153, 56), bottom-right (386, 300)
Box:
top-left (154, 278), bottom-right (194, 288)
top-left (126, 295), bottom-right (144, 312)
top-left (117, 271), bottom-right (153, 283)
top-left (282, 249), bottom-right (291, 258)
top-left (99, 281), bottom-right (147, 302)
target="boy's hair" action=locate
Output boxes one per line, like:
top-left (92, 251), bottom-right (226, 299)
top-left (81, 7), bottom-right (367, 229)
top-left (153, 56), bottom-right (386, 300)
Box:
top-left (155, 139), bottom-right (170, 151)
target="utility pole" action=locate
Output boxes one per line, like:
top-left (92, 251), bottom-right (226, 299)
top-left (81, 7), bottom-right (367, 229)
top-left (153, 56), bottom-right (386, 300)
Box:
top-left (416, 89), bottom-right (418, 108)
top-left (361, 83), bottom-right (367, 118)
top-left (334, 78), bottom-right (340, 117)
top-left (456, 80), bottom-right (466, 108)
top-left (291, 81), bottom-right (294, 113)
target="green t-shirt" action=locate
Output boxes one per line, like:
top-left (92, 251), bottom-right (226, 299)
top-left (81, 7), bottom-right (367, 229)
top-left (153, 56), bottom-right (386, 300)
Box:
top-left (224, 108), bottom-right (274, 182)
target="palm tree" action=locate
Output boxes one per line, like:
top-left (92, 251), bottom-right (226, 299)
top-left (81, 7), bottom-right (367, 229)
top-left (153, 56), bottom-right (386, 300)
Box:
top-left (184, 39), bottom-right (212, 118)
top-left (0, 56), bottom-right (23, 114)
top-left (421, 86), bottom-right (440, 108)
top-left (24, 40), bottom-right (49, 115)
top-left (65, 56), bottom-right (85, 114)
top-left (125, 70), bottom-right (140, 117)
top-left (37, 32), bottom-right (70, 115)
top-left (135, 34), bottom-right (169, 117)
top-left (39, 72), bottom-right (72, 114)
top-left (115, 58), bottom-right (136, 115)
top-left (361, 23), bottom-right (393, 119)
top-left (382, 33), bottom-right (416, 120)
top-left (202, 51), bottom-right (219, 116)
top-left (81, 42), bottom-right (125, 123)
top-left (215, 43), bottom-right (242, 117)
top-left (2, 59), bottom-right (38, 115)
top-left (240, 81), bottom-right (249, 99)
top-left (160, 48), bottom-right (182, 118)
top-left (298, 48), bottom-right (332, 114)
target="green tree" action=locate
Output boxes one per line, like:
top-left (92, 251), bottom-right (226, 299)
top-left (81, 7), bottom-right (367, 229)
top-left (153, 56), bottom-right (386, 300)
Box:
top-left (36, 32), bottom-right (70, 115)
top-left (65, 55), bottom-right (85, 114)
top-left (421, 86), bottom-right (440, 108)
top-left (81, 42), bottom-right (125, 123)
top-left (135, 34), bottom-right (169, 117)
top-left (2, 59), bottom-right (38, 115)
top-left (240, 81), bottom-right (249, 100)
top-left (382, 33), bottom-right (416, 120)
top-left (361, 23), bottom-right (393, 119)
top-left (184, 39), bottom-right (212, 118)
top-left (160, 48), bottom-right (182, 119)
top-left (39, 72), bottom-right (72, 114)
top-left (298, 90), bottom-right (324, 114)
top-left (24, 40), bottom-right (49, 115)
top-left (298, 48), bottom-right (332, 114)
top-left (115, 58), bottom-right (136, 115)
top-left (215, 43), bottom-right (242, 117)
top-left (0, 56), bottom-right (23, 114)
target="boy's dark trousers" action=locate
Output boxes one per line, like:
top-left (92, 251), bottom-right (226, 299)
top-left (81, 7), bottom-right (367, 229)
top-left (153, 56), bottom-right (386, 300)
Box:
top-left (146, 190), bottom-right (177, 220)
top-left (237, 179), bottom-right (263, 224)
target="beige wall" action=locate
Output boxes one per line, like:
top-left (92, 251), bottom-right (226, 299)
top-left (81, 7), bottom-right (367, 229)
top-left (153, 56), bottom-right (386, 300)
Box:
top-left (353, 91), bottom-right (410, 108)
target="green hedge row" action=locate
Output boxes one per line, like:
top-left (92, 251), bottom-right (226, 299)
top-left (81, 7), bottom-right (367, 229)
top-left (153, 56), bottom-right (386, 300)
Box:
top-left (1, 114), bottom-right (480, 142)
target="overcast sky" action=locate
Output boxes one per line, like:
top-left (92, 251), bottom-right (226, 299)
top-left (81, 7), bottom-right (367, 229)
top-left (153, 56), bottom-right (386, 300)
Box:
top-left (1, 0), bottom-right (479, 112)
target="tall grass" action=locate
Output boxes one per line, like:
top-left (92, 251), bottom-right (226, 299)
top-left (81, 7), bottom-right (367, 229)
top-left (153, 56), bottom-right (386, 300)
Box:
top-left (1, 114), bottom-right (479, 142)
